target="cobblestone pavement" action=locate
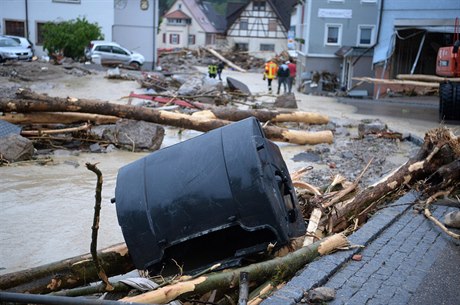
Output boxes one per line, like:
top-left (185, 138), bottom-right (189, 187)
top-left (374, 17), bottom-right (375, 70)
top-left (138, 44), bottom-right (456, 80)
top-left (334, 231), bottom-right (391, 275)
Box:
top-left (261, 192), bottom-right (460, 305)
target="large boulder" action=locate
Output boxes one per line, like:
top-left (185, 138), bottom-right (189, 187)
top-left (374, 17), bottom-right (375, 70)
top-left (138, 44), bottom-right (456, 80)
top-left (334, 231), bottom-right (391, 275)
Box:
top-left (177, 76), bottom-right (203, 96)
top-left (0, 134), bottom-right (34, 162)
top-left (91, 119), bottom-right (165, 151)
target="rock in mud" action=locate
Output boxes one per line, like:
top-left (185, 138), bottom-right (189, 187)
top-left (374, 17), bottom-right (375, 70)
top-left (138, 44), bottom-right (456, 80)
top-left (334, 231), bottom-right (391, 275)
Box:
top-left (274, 93), bottom-right (297, 108)
top-left (177, 76), bottom-right (203, 96)
top-left (0, 134), bottom-right (34, 162)
top-left (91, 119), bottom-right (165, 151)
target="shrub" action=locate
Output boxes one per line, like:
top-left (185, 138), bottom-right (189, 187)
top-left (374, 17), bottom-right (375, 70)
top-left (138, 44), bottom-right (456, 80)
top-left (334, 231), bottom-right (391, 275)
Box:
top-left (42, 17), bottom-right (104, 60)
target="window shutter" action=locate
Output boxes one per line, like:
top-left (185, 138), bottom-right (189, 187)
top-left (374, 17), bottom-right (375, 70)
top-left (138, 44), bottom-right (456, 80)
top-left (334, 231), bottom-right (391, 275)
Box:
top-left (163, 33), bottom-right (166, 43)
top-left (177, 35), bottom-right (180, 44)
top-left (169, 34), bottom-right (172, 44)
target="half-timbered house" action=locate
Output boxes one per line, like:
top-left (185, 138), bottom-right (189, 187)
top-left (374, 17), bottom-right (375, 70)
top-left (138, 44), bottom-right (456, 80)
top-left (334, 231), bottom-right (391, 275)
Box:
top-left (226, 0), bottom-right (297, 57)
top-left (157, 0), bottom-right (226, 51)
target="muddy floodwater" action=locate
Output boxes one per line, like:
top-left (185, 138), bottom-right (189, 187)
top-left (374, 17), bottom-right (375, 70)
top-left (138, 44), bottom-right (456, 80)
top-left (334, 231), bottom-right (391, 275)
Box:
top-left (0, 64), bottom-right (442, 276)
top-left (0, 128), bottom-right (202, 275)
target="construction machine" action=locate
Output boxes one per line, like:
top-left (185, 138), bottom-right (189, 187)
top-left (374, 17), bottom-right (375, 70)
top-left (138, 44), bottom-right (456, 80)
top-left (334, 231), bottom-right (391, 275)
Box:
top-left (436, 17), bottom-right (460, 122)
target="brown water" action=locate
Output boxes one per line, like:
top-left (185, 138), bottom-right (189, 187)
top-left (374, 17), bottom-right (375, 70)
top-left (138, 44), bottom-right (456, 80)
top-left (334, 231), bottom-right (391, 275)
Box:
top-left (0, 127), bottom-right (203, 275)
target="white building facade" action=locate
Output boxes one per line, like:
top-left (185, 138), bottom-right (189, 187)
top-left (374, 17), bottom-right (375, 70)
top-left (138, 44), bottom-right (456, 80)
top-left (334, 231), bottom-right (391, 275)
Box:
top-left (0, 0), bottom-right (159, 68)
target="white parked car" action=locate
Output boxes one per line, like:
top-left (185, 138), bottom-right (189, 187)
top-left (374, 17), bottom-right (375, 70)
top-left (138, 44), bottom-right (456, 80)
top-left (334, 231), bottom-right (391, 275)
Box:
top-left (85, 40), bottom-right (145, 69)
top-left (5, 35), bottom-right (34, 55)
top-left (0, 35), bottom-right (33, 62)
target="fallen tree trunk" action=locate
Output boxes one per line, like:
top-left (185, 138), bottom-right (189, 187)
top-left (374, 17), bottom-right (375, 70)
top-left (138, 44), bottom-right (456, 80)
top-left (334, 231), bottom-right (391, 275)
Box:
top-left (327, 127), bottom-right (460, 232)
top-left (192, 108), bottom-right (329, 125)
top-left (0, 243), bottom-right (134, 294)
top-left (0, 90), bottom-right (333, 145)
top-left (121, 234), bottom-right (349, 304)
top-left (1, 112), bottom-right (119, 125)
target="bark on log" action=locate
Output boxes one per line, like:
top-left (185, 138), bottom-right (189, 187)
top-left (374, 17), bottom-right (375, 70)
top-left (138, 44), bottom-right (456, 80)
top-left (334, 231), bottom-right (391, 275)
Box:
top-left (192, 108), bottom-right (329, 125)
top-left (0, 243), bottom-right (134, 294)
top-left (396, 74), bottom-right (460, 83)
top-left (121, 234), bottom-right (349, 304)
top-left (1, 112), bottom-right (119, 125)
top-left (328, 127), bottom-right (460, 232)
top-left (0, 90), bottom-right (333, 145)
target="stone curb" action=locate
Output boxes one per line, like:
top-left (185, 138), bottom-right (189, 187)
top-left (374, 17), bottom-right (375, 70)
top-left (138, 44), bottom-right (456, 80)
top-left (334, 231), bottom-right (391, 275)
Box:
top-left (261, 192), bottom-right (419, 305)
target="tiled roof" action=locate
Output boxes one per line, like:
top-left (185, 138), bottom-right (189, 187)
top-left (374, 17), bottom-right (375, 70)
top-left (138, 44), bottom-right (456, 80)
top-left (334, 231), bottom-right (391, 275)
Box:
top-left (183, 0), bottom-right (225, 33)
top-left (164, 9), bottom-right (191, 19)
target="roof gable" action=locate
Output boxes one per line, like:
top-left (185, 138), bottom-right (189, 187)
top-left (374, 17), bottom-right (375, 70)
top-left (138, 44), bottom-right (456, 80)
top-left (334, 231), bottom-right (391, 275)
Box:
top-left (164, 9), bottom-right (191, 19)
top-left (226, 0), bottom-right (296, 32)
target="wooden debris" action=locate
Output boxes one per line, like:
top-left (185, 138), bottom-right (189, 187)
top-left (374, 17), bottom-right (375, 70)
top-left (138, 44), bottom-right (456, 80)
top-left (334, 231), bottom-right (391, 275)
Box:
top-left (0, 243), bottom-right (133, 294)
top-left (204, 48), bottom-right (247, 73)
top-left (0, 90), bottom-right (334, 145)
top-left (396, 74), bottom-right (460, 83)
top-left (353, 77), bottom-right (439, 88)
top-left (1, 112), bottom-right (119, 125)
top-left (120, 234), bottom-right (349, 304)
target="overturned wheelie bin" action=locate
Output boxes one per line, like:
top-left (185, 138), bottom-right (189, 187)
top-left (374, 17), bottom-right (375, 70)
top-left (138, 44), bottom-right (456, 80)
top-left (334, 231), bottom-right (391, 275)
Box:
top-left (114, 117), bottom-right (306, 274)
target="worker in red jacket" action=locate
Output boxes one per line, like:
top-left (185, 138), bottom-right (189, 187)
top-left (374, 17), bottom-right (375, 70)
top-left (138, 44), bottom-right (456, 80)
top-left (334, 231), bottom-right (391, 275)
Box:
top-left (287, 60), bottom-right (297, 93)
top-left (263, 59), bottom-right (278, 94)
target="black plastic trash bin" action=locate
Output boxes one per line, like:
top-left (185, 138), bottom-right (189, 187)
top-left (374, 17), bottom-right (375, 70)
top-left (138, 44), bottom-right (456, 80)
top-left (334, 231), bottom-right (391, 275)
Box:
top-left (439, 81), bottom-right (460, 122)
top-left (115, 117), bottom-right (306, 273)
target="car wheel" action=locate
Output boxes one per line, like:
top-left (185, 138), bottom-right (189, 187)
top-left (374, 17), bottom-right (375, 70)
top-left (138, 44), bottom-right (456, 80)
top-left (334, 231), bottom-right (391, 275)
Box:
top-left (129, 61), bottom-right (141, 70)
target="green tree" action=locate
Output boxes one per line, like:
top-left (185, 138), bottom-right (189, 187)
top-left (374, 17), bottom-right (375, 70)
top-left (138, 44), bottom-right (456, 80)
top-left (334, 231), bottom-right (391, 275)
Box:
top-left (42, 17), bottom-right (104, 60)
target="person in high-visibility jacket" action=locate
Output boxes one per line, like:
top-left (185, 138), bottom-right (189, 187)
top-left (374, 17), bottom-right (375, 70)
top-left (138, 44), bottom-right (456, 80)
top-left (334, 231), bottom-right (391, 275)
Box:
top-left (263, 59), bottom-right (278, 93)
top-left (208, 63), bottom-right (217, 79)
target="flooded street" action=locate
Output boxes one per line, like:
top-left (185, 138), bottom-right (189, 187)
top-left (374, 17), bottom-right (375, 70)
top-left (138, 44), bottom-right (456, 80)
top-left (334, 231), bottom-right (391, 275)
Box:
top-left (0, 64), bottom-right (446, 276)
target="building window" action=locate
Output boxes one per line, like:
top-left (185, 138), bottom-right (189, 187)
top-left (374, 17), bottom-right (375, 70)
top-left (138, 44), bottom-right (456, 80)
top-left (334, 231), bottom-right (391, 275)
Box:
top-left (260, 44), bottom-right (275, 51)
top-left (240, 19), bottom-right (248, 30)
top-left (205, 34), bottom-right (215, 45)
top-left (325, 24), bottom-right (342, 45)
top-left (170, 34), bottom-right (180, 44)
top-left (52, 0), bottom-right (81, 3)
top-left (235, 43), bottom-right (248, 51)
top-left (188, 34), bottom-right (196, 45)
top-left (36, 22), bottom-right (46, 45)
top-left (4, 20), bottom-right (25, 37)
top-left (268, 20), bottom-right (277, 32)
top-left (253, 1), bottom-right (266, 11)
top-left (163, 33), bottom-right (166, 43)
top-left (358, 25), bottom-right (374, 45)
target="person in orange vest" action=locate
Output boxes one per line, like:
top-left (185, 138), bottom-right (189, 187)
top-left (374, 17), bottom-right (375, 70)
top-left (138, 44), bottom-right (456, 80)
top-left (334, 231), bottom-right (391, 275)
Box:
top-left (263, 59), bottom-right (278, 94)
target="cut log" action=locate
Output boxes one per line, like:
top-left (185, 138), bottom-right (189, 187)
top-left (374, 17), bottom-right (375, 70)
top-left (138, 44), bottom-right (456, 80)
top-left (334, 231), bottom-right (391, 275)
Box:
top-left (204, 48), bottom-right (247, 73)
top-left (192, 108), bottom-right (329, 125)
top-left (0, 90), bottom-right (333, 145)
top-left (396, 74), bottom-right (460, 83)
top-left (352, 77), bottom-right (439, 88)
top-left (0, 243), bottom-right (134, 294)
top-left (121, 234), bottom-right (349, 304)
top-left (1, 112), bottom-right (119, 125)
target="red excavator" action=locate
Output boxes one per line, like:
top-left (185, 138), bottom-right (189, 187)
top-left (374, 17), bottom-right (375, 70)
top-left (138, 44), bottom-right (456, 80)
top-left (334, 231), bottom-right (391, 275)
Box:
top-left (436, 17), bottom-right (460, 122)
